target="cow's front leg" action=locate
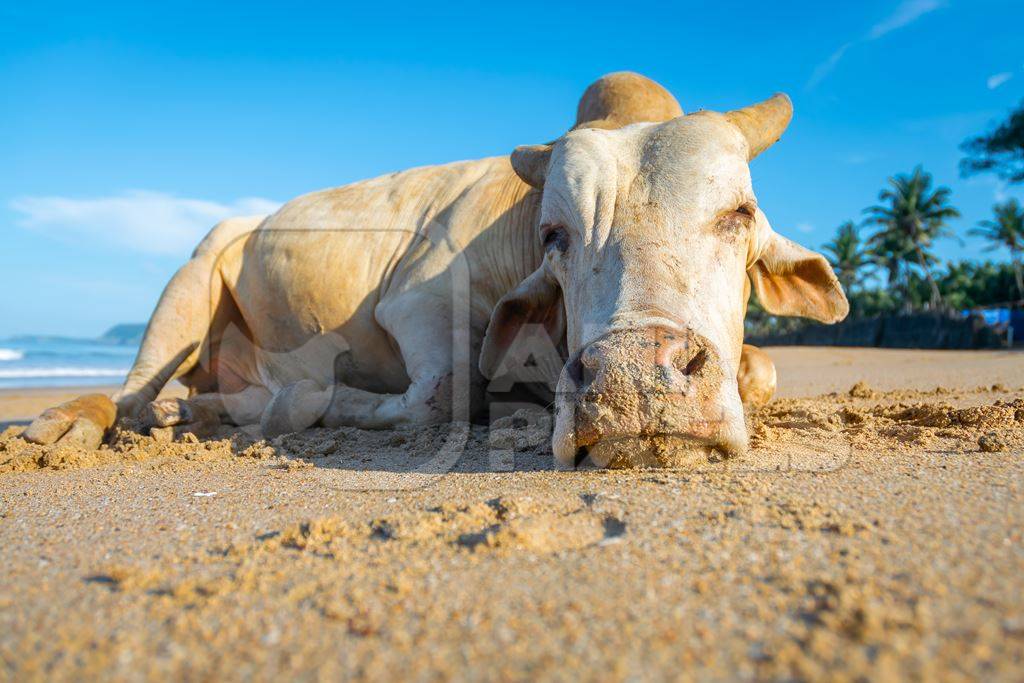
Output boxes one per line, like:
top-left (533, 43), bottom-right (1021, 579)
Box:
top-left (259, 380), bottom-right (333, 438)
top-left (321, 292), bottom-right (476, 429)
top-left (142, 385), bottom-right (273, 439)
top-left (321, 371), bottom-right (454, 430)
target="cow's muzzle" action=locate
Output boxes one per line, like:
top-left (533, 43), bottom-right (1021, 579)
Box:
top-left (552, 326), bottom-right (747, 468)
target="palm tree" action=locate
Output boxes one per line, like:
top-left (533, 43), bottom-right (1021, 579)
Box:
top-left (867, 224), bottom-right (912, 297)
top-left (822, 221), bottom-right (870, 293)
top-left (961, 99), bottom-right (1024, 184)
top-left (863, 166), bottom-right (960, 308)
top-left (970, 198), bottom-right (1024, 300)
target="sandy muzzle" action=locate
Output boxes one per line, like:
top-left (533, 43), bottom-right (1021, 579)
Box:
top-left (551, 328), bottom-right (746, 468)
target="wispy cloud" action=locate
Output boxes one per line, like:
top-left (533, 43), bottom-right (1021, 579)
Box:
top-left (987, 72), bottom-right (1013, 90)
top-left (10, 191), bottom-right (280, 256)
top-left (795, 221), bottom-right (816, 235)
top-left (867, 0), bottom-right (944, 39)
top-left (808, 43), bottom-right (853, 90)
top-left (808, 0), bottom-right (946, 89)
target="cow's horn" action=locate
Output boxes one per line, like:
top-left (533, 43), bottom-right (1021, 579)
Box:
top-left (573, 72), bottom-right (683, 131)
top-left (725, 94), bottom-right (793, 160)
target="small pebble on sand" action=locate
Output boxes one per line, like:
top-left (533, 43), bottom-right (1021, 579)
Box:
top-left (978, 432), bottom-right (1006, 453)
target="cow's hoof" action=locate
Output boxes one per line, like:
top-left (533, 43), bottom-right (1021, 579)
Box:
top-left (22, 394), bottom-right (117, 450)
top-left (142, 398), bottom-right (220, 440)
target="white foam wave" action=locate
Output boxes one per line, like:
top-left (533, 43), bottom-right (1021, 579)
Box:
top-left (0, 348), bottom-right (25, 361)
top-left (0, 367), bottom-right (128, 379)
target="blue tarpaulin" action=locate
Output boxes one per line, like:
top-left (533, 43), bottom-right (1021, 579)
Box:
top-left (962, 308), bottom-right (1024, 329)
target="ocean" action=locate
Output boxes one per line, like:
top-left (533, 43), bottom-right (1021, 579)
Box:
top-left (0, 337), bottom-right (138, 389)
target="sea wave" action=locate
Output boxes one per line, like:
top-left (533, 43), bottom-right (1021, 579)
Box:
top-left (0, 348), bottom-right (25, 361)
top-left (0, 367), bottom-right (128, 379)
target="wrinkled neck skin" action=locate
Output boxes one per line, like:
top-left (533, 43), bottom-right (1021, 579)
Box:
top-left (468, 170), bottom-right (545, 317)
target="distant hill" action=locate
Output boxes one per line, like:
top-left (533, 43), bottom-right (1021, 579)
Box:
top-left (98, 323), bottom-right (147, 345)
top-left (1, 323), bottom-right (147, 346)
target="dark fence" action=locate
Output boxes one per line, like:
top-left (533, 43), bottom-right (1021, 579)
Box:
top-left (746, 312), bottom-right (1007, 349)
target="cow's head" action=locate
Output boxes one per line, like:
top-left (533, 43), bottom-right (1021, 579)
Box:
top-left (481, 73), bottom-right (848, 468)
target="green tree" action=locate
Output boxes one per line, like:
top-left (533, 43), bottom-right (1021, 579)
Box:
top-left (969, 198), bottom-right (1024, 299)
top-left (863, 166), bottom-right (960, 309)
top-left (822, 221), bottom-right (870, 293)
top-left (937, 261), bottom-right (976, 310)
top-left (961, 100), bottom-right (1024, 184)
top-left (909, 260), bottom-right (1019, 309)
top-left (866, 224), bottom-right (911, 299)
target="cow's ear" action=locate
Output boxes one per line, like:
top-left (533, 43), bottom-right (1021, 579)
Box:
top-left (511, 144), bottom-right (553, 189)
top-left (480, 266), bottom-right (564, 379)
top-left (748, 231), bottom-right (849, 324)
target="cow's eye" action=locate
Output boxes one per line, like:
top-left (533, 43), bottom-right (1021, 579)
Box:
top-left (719, 204), bottom-right (755, 233)
top-left (541, 225), bottom-right (569, 254)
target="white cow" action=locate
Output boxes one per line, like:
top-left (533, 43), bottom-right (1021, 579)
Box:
top-left (24, 73), bottom-right (847, 467)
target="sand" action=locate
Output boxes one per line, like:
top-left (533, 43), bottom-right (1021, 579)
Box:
top-left (0, 347), bottom-right (1022, 681)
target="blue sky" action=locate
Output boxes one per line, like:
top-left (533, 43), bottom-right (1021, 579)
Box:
top-left (2, 0), bottom-right (1023, 337)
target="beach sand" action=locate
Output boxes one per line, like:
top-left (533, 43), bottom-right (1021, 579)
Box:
top-left (0, 347), bottom-right (1022, 680)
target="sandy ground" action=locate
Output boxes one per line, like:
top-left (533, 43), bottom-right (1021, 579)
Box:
top-left (0, 347), bottom-right (1022, 681)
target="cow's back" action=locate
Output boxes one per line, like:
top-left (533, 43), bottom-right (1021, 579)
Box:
top-left (220, 155), bottom-right (531, 394)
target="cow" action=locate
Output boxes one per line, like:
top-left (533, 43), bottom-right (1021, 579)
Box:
top-left (22, 72), bottom-right (847, 468)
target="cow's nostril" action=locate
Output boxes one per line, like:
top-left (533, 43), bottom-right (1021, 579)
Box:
top-left (680, 347), bottom-right (707, 376)
top-left (566, 356), bottom-right (586, 390)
